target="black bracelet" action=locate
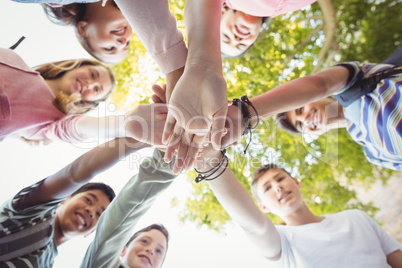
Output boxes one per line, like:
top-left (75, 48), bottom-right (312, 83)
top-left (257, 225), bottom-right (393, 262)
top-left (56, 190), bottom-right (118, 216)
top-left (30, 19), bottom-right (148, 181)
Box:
top-left (194, 149), bottom-right (228, 183)
top-left (232, 95), bottom-right (260, 154)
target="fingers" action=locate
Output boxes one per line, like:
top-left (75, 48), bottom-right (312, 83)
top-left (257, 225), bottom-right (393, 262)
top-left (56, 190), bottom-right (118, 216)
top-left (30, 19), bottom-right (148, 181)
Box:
top-left (151, 84), bottom-right (167, 104)
top-left (210, 106), bottom-right (228, 150)
top-left (183, 134), bottom-right (207, 170)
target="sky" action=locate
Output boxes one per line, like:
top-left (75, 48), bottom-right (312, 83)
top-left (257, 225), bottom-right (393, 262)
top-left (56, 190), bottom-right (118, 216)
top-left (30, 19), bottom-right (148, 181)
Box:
top-left (0, 1), bottom-right (281, 267)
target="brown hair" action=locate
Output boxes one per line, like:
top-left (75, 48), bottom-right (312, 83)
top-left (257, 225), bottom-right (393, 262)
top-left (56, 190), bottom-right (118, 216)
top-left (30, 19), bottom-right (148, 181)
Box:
top-left (276, 112), bottom-right (301, 134)
top-left (34, 58), bottom-right (115, 115)
top-left (41, 4), bottom-right (86, 26)
top-left (250, 164), bottom-right (292, 202)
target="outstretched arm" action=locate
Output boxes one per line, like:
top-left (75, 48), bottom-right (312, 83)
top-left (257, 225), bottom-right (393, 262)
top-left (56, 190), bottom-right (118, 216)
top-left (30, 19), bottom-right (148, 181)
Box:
top-left (14, 138), bottom-right (146, 210)
top-left (195, 147), bottom-right (282, 260)
top-left (251, 66), bottom-right (350, 120)
top-left (162, 0), bottom-right (228, 173)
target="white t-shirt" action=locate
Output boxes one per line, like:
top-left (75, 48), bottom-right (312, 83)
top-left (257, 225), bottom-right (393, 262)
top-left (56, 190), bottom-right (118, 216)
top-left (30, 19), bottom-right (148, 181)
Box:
top-left (276, 209), bottom-right (401, 268)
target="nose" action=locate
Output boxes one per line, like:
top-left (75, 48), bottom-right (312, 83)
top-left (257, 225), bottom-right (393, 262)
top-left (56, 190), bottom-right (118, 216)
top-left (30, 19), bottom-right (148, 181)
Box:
top-left (275, 183), bottom-right (283, 192)
top-left (86, 208), bottom-right (94, 219)
top-left (145, 247), bottom-right (154, 256)
top-left (116, 36), bottom-right (129, 48)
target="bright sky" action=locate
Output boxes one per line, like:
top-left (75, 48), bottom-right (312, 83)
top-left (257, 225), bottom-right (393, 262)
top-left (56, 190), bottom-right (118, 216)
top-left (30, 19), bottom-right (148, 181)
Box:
top-left (0, 1), bottom-right (280, 267)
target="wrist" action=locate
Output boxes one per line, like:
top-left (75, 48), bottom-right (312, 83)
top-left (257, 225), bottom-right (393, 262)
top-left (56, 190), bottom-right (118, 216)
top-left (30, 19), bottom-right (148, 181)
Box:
top-left (194, 149), bottom-right (228, 183)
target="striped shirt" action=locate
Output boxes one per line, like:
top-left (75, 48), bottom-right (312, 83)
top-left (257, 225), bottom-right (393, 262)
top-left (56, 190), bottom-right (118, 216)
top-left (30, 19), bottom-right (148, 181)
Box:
top-left (0, 179), bottom-right (63, 268)
top-left (336, 62), bottom-right (402, 170)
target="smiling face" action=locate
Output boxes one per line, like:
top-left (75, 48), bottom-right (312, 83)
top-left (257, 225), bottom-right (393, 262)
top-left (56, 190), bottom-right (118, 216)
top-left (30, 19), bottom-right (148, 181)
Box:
top-left (220, 6), bottom-right (263, 57)
top-left (285, 98), bottom-right (340, 135)
top-left (76, 1), bottom-right (132, 64)
top-left (256, 169), bottom-right (304, 218)
top-left (53, 65), bottom-right (113, 102)
top-left (56, 189), bottom-right (111, 238)
top-left (121, 229), bottom-right (167, 268)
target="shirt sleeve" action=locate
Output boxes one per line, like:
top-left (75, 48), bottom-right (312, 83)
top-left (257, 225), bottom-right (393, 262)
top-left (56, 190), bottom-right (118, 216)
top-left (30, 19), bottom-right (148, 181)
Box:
top-left (37, 114), bottom-right (85, 143)
top-left (362, 147), bottom-right (402, 171)
top-left (114, 0), bottom-right (187, 74)
top-left (79, 149), bottom-right (178, 268)
top-left (357, 210), bottom-right (402, 255)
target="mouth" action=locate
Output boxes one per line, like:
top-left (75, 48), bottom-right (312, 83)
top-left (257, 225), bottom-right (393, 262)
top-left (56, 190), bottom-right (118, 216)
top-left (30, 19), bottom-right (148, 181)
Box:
top-left (138, 255), bottom-right (151, 265)
top-left (76, 80), bottom-right (83, 93)
top-left (234, 24), bottom-right (250, 38)
top-left (76, 212), bottom-right (87, 230)
top-left (279, 191), bottom-right (291, 202)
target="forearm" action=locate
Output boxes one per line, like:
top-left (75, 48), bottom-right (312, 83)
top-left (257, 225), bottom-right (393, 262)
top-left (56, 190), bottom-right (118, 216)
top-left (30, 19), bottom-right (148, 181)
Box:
top-left (80, 149), bottom-right (178, 268)
top-left (184, 0), bottom-right (222, 68)
top-left (47, 138), bottom-right (147, 199)
top-left (75, 115), bottom-right (126, 140)
top-left (198, 151), bottom-right (281, 258)
top-left (165, 66), bottom-right (184, 102)
top-left (115, 0), bottom-right (187, 74)
top-left (249, 66), bottom-right (350, 122)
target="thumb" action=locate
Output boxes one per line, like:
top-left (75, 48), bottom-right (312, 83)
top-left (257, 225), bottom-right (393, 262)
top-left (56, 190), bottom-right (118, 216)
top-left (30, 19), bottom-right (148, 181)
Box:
top-left (210, 105), bottom-right (228, 150)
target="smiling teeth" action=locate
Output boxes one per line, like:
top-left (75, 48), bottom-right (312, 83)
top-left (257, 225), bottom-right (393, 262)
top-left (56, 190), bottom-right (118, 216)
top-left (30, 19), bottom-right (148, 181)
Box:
top-left (77, 214), bottom-right (85, 227)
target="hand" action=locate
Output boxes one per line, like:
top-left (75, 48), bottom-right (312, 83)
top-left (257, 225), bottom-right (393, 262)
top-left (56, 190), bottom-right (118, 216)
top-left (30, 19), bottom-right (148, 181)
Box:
top-left (124, 103), bottom-right (168, 146)
top-left (151, 84), bottom-right (167, 104)
top-left (221, 102), bottom-right (245, 149)
top-left (162, 64), bottom-right (228, 174)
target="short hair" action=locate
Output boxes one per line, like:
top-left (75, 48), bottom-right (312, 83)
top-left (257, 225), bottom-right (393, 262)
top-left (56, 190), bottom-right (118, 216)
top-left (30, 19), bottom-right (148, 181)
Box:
top-left (250, 164), bottom-right (292, 202)
top-left (33, 58), bottom-right (115, 114)
top-left (276, 112), bottom-right (301, 134)
top-left (70, 182), bottom-right (116, 203)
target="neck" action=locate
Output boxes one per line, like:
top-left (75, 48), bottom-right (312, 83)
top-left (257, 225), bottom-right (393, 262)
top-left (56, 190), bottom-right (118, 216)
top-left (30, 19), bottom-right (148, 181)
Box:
top-left (282, 203), bottom-right (324, 226)
top-left (53, 216), bottom-right (68, 246)
top-left (45, 79), bottom-right (59, 97)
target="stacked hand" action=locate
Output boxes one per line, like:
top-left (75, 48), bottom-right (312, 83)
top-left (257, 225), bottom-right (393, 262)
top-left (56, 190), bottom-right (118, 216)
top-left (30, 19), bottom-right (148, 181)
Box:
top-left (160, 65), bottom-right (228, 174)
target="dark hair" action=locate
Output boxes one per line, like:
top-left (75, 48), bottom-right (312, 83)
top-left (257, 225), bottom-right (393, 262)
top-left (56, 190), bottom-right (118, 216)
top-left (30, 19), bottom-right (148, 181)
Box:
top-left (276, 112), bottom-right (301, 134)
top-left (250, 164), bottom-right (291, 202)
top-left (70, 182), bottom-right (116, 203)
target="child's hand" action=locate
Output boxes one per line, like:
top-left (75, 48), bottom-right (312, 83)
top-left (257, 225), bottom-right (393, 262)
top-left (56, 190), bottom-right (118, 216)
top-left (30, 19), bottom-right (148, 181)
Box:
top-left (162, 64), bottom-right (228, 174)
top-left (124, 103), bottom-right (168, 146)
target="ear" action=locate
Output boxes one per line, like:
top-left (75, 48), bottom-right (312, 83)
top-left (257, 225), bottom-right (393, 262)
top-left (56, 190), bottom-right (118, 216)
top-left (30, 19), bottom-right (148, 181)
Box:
top-left (120, 246), bottom-right (127, 258)
top-left (293, 178), bottom-right (301, 189)
top-left (258, 202), bottom-right (270, 213)
top-left (76, 21), bottom-right (89, 37)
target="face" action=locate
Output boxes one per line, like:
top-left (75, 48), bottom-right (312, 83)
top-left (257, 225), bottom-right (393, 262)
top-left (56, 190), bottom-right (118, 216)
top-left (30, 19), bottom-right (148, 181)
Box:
top-left (256, 169), bottom-right (303, 217)
top-left (285, 98), bottom-right (338, 135)
top-left (56, 65), bottom-right (113, 102)
top-left (220, 6), bottom-right (263, 57)
top-left (121, 229), bottom-right (167, 268)
top-left (56, 189), bottom-right (111, 238)
top-left (77, 2), bottom-right (132, 64)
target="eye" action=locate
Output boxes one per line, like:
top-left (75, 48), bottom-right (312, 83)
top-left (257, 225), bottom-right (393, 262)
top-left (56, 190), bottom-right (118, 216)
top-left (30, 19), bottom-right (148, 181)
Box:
top-left (141, 239), bottom-right (148, 245)
top-left (85, 197), bottom-right (92, 204)
top-left (278, 177), bottom-right (284, 182)
top-left (156, 248), bottom-right (162, 255)
top-left (264, 185), bottom-right (271, 192)
top-left (91, 71), bottom-right (95, 79)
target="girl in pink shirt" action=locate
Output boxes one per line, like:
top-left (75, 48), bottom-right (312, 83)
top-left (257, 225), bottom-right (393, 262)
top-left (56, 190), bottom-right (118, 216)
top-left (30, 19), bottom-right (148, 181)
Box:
top-left (0, 48), bottom-right (167, 145)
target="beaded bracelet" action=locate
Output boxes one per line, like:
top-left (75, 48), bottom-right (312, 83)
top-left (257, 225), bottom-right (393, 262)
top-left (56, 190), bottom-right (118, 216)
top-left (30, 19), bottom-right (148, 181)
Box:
top-left (194, 149), bottom-right (229, 183)
top-left (232, 95), bottom-right (260, 154)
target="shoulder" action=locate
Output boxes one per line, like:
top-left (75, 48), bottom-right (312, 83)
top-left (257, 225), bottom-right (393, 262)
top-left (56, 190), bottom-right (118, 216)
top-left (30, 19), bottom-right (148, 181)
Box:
top-left (0, 48), bottom-right (37, 74)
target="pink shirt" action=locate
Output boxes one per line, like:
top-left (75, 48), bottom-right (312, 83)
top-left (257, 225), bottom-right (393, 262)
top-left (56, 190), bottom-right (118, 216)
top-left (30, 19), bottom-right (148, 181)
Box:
top-left (224, 0), bottom-right (317, 17)
top-left (0, 48), bottom-right (83, 143)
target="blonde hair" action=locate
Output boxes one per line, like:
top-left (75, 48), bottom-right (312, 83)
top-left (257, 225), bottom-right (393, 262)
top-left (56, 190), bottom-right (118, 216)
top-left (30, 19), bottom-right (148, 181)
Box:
top-left (34, 59), bottom-right (115, 115)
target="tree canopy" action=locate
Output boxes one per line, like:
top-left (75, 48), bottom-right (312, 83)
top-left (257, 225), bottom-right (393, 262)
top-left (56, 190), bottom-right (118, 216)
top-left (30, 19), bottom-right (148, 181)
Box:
top-left (110, 0), bottom-right (401, 231)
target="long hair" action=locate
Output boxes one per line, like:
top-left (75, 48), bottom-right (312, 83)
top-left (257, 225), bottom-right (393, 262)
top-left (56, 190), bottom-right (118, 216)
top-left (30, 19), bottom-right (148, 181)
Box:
top-left (41, 4), bottom-right (86, 26)
top-left (34, 59), bottom-right (115, 115)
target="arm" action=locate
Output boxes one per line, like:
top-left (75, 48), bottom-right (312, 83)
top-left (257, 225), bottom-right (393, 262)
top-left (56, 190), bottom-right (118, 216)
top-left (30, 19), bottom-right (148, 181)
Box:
top-left (114, 0), bottom-right (187, 75)
top-left (387, 250), bottom-right (402, 268)
top-left (250, 66), bottom-right (350, 121)
top-left (79, 149), bottom-right (178, 268)
top-left (196, 148), bottom-right (281, 260)
top-left (72, 103), bottom-right (168, 147)
top-left (14, 138), bottom-right (146, 210)
top-left (162, 0), bottom-right (228, 172)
